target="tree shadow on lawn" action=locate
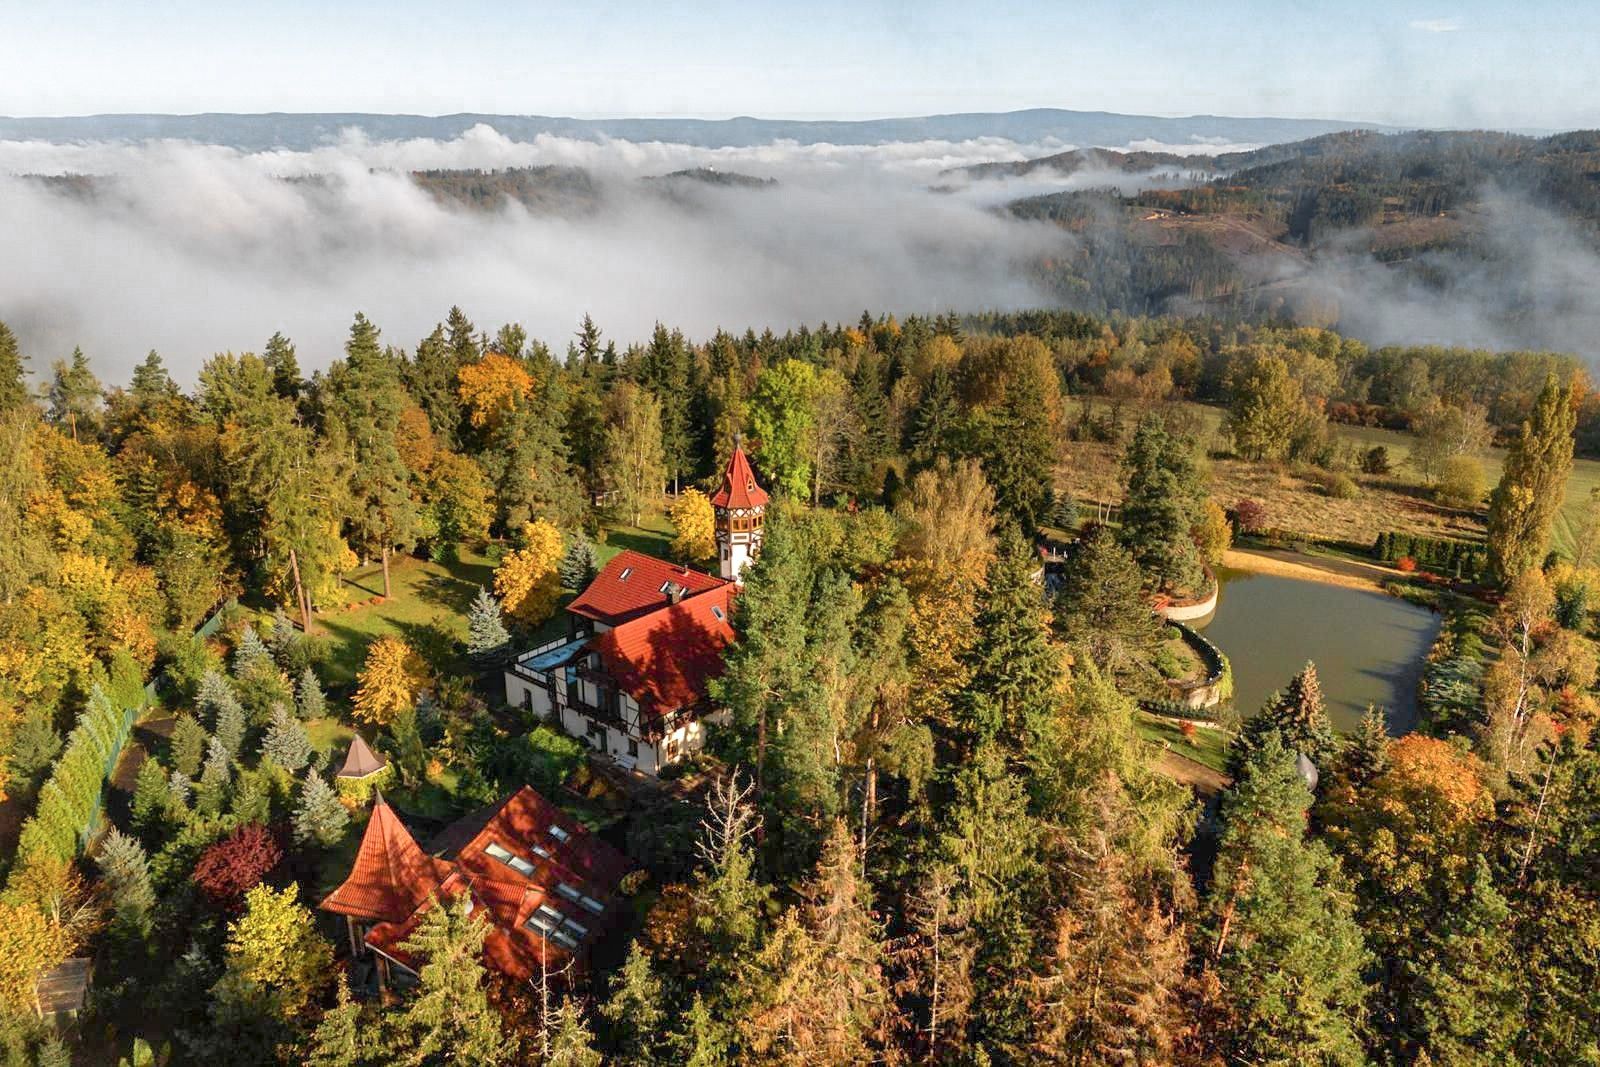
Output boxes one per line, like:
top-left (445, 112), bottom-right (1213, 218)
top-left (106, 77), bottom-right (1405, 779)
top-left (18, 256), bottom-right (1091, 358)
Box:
top-left (603, 525), bottom-right (676, 559)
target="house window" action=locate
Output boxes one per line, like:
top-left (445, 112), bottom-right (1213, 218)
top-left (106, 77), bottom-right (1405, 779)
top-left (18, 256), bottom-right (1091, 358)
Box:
top-left (627, 738), bottom-right (639, 757)
top-left (666, 738), bottom-right (680, 762)
top-left (484, 841), bottom-right (537, 878)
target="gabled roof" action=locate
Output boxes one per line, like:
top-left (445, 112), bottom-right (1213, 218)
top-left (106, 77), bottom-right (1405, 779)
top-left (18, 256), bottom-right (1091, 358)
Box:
top-left (320, 797), bottom-right (451, 923)
top-left (590, 583), bottom-right (736, 723)
top-left (710, 445), bottom-right (769, 510)
top-left (456, 786), bottom-right (631, 893)
top-left (336, 735), bottom-right (388, 779)
top-left (566, 549), bottom-right (726, 628)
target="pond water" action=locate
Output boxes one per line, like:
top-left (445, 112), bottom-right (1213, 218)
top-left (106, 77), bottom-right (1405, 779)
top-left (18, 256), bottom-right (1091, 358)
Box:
top-left (1192, 569), bottom-right (1443, 734)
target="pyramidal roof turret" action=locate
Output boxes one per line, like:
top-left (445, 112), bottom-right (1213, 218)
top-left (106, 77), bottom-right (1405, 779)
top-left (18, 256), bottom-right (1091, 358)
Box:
top-left (711, 443), bottom-right (769, 510)
top-left (320, 794), bottom-right (449, 922)
top-left (336, 734), bottom-right (388, 780)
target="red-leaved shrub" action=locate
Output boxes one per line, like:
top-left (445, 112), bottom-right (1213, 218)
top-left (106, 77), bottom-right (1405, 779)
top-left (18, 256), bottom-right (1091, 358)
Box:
top-left (1396, 556), bottom-right (1418, 573)
top-left (1233, 499), bottom-right (1267, 535)
top-left (192, 823), bottom-right (282, 910)
top-left (1178, 720), bottom-right (1198, 741)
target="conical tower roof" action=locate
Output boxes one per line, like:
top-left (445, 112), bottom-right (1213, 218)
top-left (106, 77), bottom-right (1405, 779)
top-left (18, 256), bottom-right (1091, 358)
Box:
top-left (710, 444), bottom-right (769, 510)
top-left (336, 734), bottom-right (388, 779)
top-left (320, 795), bottom-right (448, 922)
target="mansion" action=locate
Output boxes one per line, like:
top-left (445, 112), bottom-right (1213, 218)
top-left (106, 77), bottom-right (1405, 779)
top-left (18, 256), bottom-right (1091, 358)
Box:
top-left (503, 446), bottom-right (768, 775)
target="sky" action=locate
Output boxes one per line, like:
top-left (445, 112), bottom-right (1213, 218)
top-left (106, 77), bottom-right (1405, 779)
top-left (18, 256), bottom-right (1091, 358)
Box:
top-left (4, 0), bottom-right (1598, 130)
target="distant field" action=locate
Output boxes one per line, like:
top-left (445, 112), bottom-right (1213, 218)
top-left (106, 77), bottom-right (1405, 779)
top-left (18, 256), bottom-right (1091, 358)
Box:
top-left (1064, 400), bottom-right (1600, 558)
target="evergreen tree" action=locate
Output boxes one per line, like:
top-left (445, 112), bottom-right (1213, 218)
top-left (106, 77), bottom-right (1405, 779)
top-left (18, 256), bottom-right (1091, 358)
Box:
top-left (1054, 525), bottom-right (1162, 676)
top-left (1488, 374), bottom-right (1577, 582)
top-left (601, 380), bottom-right (668, 527)
top-left (197, 669), bottom-right (239, 726)
top-left (98, 827), bottom-right (157, 936)
top-left (292, 770), bottom-right (349, 848)
top-left (465, 587), bottom-right (511, 664)
top-left (1206, 734), bottom-right (1371, 1066)
top-left (214, 696), bottom-right (246, 763)
top-left (263, 332), bottom-right (302, 401)
top-left (269, 606), bottom-right (300, 667)
top-left (296, 666), bottom-right (327, 721)
top-left (404, 325), bottom-right (460, 452)
top-left (170, 713), bottom-right (207, 779)
top-left (45, 346), bottom-right (101, 441)
top-left (600, 946), bottom-right (665, 1067)
top-left (233, 625), bottom-right (271, 678)
top-left (558, 533), bottom-right (600, 592)
top-left (1118, 414), bottom-right (1205, 594)
top-left (128, 349), bottom-right (180, 412)
top-left (911, 363), bottom-right (959, 463)
top-left (959, 527), bottom-right (1062, 756)
top-left (546, 999), bottom-right (604, 1067)
top-left (260, 703), bottom-right (312, 772)
top-left (167, 771), bottom-right (194, 815)
top-left (198, 736), bottom-right (234, 813)
top-left (131, 757), bottom-right (171, 831)
top-left (386, 897), bottom-right (502, 1066)
top-left (0, 321), bottom-right (29, 411)
top-left (324, 313), bottom-right (418, 598)
top-left (305, 975), bottom-right (373, 1067)
top-left (1231, 662), bottom-right (1338, 776)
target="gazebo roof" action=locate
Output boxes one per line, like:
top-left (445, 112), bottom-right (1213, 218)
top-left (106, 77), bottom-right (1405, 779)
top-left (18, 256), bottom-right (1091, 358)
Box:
top-left (35, 958), bottom-right (92, 1017)
top-left (336, 734), bottom-right (388, 779)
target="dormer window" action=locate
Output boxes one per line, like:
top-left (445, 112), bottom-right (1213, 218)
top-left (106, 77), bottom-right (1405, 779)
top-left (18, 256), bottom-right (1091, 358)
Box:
top-left (711, 605), bottom-right (725, 621)
top-left (548, 824), bottom-right (571, 844)
top-left (619, 567), bottom-right (633, 581)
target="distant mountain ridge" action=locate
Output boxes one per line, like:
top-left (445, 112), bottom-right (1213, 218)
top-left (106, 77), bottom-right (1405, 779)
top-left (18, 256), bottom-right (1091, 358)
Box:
top-left (0, 108), bottom-right (1398, 150)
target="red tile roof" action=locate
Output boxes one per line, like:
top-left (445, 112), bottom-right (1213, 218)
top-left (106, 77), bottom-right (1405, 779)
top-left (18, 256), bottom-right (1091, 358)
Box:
top-left (566, 549), bottom-right (727, 628)
top-left (320, 798), bottom-right (451, 923)
top-left (590, 584), bottom-right (736, 725)
top-left (710, 445), bottom-right (769, 510)
top-left (325, 787), bottom-right (630, 980)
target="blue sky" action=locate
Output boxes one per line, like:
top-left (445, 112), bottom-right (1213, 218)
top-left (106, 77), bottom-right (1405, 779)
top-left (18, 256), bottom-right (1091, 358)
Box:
top-left (4, 0), bottom-right (1597, 129)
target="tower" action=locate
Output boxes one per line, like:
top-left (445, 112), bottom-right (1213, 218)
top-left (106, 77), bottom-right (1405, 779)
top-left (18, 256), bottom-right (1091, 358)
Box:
top-left (711, 442), bottom-right (768, 581)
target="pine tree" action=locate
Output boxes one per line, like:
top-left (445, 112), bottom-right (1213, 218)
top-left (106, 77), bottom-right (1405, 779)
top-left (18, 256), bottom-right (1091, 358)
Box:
top-left (386, 897), bottom-right (502, 1066)
top-left (600, 946), bottom-right (665, 1067)
top-left (98, 827), bottom-right (157, 936)
top-left (233, 625), bottom-right (271, 677)
top-left (292, 770), bottom-right (349, 848)
top-left (260, 703), bottom-right (312, 772)
top-left (558, 534), bottom-right (599, 591)
top-left (959, 527), bottom-right (1063, 755)
top-left (465, 587), bottom-right (511, 664)
top-left (897, 863), bottom-right (976, 1061)
top-left (263, 332), bottom-right (302, 402)
top-left (170, 713), bottom-right (207, 778)
top-left (1206, 734), bottom-right (1371, 1066)
top-left (296, 666), bottom-right (327, 721)
top-left (546, 999), bottom-right (604, 1067)
top-left (45, 346), bottom-right (101, 441)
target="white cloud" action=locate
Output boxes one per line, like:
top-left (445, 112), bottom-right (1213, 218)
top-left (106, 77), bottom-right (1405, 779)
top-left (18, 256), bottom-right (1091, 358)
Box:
top-left (1408, 17), bottom-right (1462, 33)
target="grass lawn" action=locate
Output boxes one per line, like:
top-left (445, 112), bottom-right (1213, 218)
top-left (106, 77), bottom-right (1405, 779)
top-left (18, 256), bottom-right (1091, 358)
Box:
top-left (1068, 399), bottom-right (1600, 559)
top-left (597, 514), bottom-right (677, 564)
top-left (1137, 711), bottom-right (1230, 773)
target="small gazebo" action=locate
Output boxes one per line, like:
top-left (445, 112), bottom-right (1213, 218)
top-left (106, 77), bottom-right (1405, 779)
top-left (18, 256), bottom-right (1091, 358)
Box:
top-left (35, 958), bottom-right (92, 1020)
top-left (335, 735), bottom-right (389, 787)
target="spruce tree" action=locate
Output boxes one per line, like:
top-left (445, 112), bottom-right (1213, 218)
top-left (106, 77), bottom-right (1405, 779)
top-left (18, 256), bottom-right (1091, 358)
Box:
top-left (169, 713), bottom-right (207, 779)
top-left (268, 606), bottom-right (300, 667)
top-left (296, 666), bottom-right (327, 721)
top-left (1279, 660), bottom-right (1338, 766)
top-left (1054, 525), bottom-right (1162, 676)
top-left (960, 527), bottom-right (1062, 755)
top-left (98, 827), bottom-right (157, 936)
top-left (214, 696), bottom-right (246, 762)
top-left (233, 625), bottom-right (271, 678)
top-left (293, 770), bottom-right (349, 848)
top-left (263, 332), bottom-right (301, 402)
top-left (546, 999), bottom-right (604, 1067)
top-left (465, 587), bottom-right (511, 663)
top-left (306, 975), bottom-right (370, 1067)
top-left (601, 945), bottom-right (666, 1067)
top-left (558, 534), bottom-right (600, 591)
top-left (386, 897), bottom-right (501, 1065)
top-left (1206, 734), bottom-right (1371, 1065)
top-left (131, 757), bottom-right (170, 831)
top-left (260, 703), bottom-right (312, 772)
top-left (1118, 414), bottom-right (1205, 594)
top-left (197, 736), bottom-right (233, 814)
top-left (197, 669), bottom-right (238, 725)
top-left (167, 771), bottom-right (194, 815)
top-left (0, 320), bottom-right (28, 411)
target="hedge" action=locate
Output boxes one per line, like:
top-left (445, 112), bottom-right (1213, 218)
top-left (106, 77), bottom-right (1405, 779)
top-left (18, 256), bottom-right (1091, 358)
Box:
top-left (1373, 532), bottom-right (1487, 580)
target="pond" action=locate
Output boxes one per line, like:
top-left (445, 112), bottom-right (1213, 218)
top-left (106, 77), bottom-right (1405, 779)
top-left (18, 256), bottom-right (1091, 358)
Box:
top-left (1192, 569), bottom-right (1443, 734)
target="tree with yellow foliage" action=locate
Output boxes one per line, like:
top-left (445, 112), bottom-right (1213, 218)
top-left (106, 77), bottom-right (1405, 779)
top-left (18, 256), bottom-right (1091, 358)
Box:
top-left (456, 353), bottom-right (534, 431)
top-left (216, 883), bottom-right (334, 1020)
top-left (494, 519), bottom-right (564, 626)
top-left (669, 488), bottom-right (716, 566)
top-left (352, 635), bottom-right (430, 726)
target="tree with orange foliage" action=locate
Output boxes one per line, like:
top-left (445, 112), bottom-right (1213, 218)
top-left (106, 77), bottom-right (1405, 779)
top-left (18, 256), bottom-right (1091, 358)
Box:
top-left (493, 519), bottom-right (565, 626)
top-left (352, 635), bottom-right (431, 727)
top-left (457, 352), bottom-right (534, 430)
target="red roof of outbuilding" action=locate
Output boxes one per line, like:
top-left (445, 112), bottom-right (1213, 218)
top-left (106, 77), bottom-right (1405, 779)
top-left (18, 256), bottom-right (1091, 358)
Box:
top-left (320, 798), bottom-right (451, 923)
top-left (566, 549), bottom-right (726, 627)
top-left (710, 445), bottom-right (769, 510)
top-left (590, 584), bottom-right (736, 725)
